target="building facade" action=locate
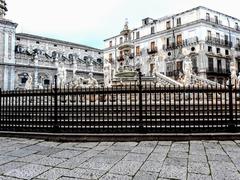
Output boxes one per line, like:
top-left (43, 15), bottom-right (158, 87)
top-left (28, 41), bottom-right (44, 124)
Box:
top-left (0, 0), bottom-right (103, 90)
top-left (104, 6), bottom-right (240, 84)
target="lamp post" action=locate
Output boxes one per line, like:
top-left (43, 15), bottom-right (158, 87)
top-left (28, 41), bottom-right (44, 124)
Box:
top-left (136, 67), bottom-right (144, 133)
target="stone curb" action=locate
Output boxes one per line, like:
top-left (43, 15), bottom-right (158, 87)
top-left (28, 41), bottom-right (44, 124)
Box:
top-left (1, 131), bottom-right (240, 142)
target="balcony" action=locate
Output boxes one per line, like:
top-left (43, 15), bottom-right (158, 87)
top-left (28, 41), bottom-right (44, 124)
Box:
top-left (207, 68), bottom-right (227, 75)
top-left (206, 37), bottom-right (232, 48)
top-left (206, 17), bottom-right (222, 25)
top-left (147, 47), bottom-right (158, 54)
top-left (163, 37), bottom-right (199, 51)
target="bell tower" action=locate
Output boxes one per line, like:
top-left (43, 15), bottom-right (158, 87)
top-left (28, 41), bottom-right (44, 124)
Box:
top-left (0, 0), bottom-right (18, 90)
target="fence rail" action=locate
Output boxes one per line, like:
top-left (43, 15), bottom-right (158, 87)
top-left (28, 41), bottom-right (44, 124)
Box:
top-left (0, 82), bottom-right (240, 133)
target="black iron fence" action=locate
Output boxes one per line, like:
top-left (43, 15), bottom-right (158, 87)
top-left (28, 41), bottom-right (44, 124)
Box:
top-left (0, 81), bottom-right (240, 133)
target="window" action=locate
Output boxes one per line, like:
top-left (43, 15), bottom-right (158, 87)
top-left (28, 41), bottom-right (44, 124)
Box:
top-left (166, 21), bottom-right (171, 30)
top-left (177, 34), bottom-right (182, 46)
top-left (225, 49), bottom-right (229, 55)
top-left (120, 37), bottom-right (123, 44)
top-left (226, 60), bottom-right (230, 71)
top-left (206, 13), bottom-right (210, 21)
top-left (236, 38), bottom-right (240, 44)
top-left (70, 47), bottom-right (73, 50)
top-left (207, 30), bottom-right (212, 39)
top-left (36, 41), bottom-right (40, 44)
top-left (235, 23), bottom-right (239, 30)
top-left (44, 79), bottom-right (50, 85)
top-left (150, 42), bottom-right (155, 50)
top-left (151, 26), bottom-right (155, 34)
top-left (224, 35), bottom-right (229, 45)
top-left (217, 59), bottom-right (222, 72)
top-left (216, 33), bottom-right (220, 39)
top-left (109, 53), bottom-right (113, 61)
top-left (16, 37), bottom-right (20, 41)
top-left (136, 31), bottom-right (140, 39)
top-left (177, 18), bottom-right (181, 26)
top-left (54, 44), bottom-right (57, 47)
top-left (136, 46), bottom-right (141, 56)
top-left (208, 58), bottom-right (214, 71)
top-left (167, 37), bottom-right (171, 48)
top-left (109, 41), bottom-right (112, 47)
top-left (85, 50), bottom-right (88, 52)
top-left (215, 16), bottom-right (218, 24)
top-left (208, 46), bottom-right (212, 52)
top-left (217, 48), bottom-right (221, 54)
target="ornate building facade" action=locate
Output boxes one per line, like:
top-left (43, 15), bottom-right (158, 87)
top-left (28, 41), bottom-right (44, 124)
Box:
top-left (0, 0), bottom-right (103, 90)
top-left (104, 6), bottom-right (240, 84)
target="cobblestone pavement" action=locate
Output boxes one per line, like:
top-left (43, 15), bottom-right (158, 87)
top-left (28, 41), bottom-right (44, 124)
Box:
top-left (0, 138), bottom-right (240, 180)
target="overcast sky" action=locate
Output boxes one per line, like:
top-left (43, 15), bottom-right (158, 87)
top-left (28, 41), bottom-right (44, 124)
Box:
top-left (5, 0), bottom-right (240, 49)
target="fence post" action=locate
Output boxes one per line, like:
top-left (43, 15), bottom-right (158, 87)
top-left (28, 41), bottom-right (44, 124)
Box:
top-left (137, 69), bottom-right (144, 133)
top-left (228, 75), bottom-right (236, 132)
top-left (53, 75), bottom-right (59, 132)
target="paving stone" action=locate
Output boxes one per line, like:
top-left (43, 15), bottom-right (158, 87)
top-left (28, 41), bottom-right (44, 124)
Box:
top-left (138, 141), bottom-right (158, 147)
top-left (58, 177), bottom-right (83, 180)
top-left (80, 150), bottom-right (100, 158)
top-left (188, 162), bottom-right (210, 175)
top-left (51, 150), bottom-right (82, 159)
top-left (5, 149), bottom-right (38, 158)
top-left (36, 156), bottom-right (66, 166)
top-left (99, 173), bottom-right (132, 180)
top-left (114, 142), bottom-right (138, 147)
top-left (57, 157), bottom-right (88, 169)
top-left (37, 168), bottom-right (70, 180)
top-left (0, 161), bottom-right (27, 174)
top-left (189, 154), bottom-right (207, 163)
top-left (37, 141), bottom-right (60, 147)
top-left (16, 154), bottom-right (45, 163)
top-left (168, 151), bottom-right (188, 159)
top-left (101, 150), bottom-right (128, 157)
top-left (157, 141), bottom-right (172, 146)
top-left (0, 175), bottom-right (21, 180)
top-left (159, 165), bottom-right (187, 180)
top-left (110, 160), bottom-right (143, 176)
top-left (92, 146), bottom-right (110, 151)
top-left (36, 147), bottom-right (63, 156)
top-left (219, 141), bottom-right (236, 145)
top-left (205, 148), bottom-right (226, 155)
top-left (74, 142), bottom-right (99, 148)
top-left (133, 171), bottom-right (158, 180)
top-left (153, 145), bottom-right (170, 154)
top-left (187, 173), bottom-right (212, 180)
top-left (147, 153), bottom-right (166, 162)
top-left (207, 153), bottom-right (231, 162)
top-left (4, 164), bottom-right (50, 179)
top-left (98, 142), bottom-right (115, 146)
top-left (140, 160), bottom-right (163, 172)
top-left (171, 143), bottom-right (189, 152)
top-left (123, 153), bottom-right (148, 162)
top-left (163, 157), bottom-right (187, 167)
top-left (131, 146), bottom-right (154, 154)
top-left (67, 168), bottom-right (106, 179)
top-left (209, 160), bottom-right (240, 180)
top-left (0, 156), bottom-right (18, 166)
top-left (109, 145), bottom-right (134, 151)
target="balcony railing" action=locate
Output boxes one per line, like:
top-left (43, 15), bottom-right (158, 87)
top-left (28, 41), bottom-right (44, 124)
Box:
top-left (163, 36), bottom-right (199, 51)
top-left (207, 68), bottom-right (227, 75)
top-left (206, 37), bottom-right (232, 48)
top-left (147, 47), bottom-right (158, 54)
top-left (206, 17), bottom-right (222, 25)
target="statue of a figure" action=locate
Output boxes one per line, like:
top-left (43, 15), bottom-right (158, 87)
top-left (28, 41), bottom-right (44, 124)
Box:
top-left (87, 73), bottom-right (98, 88)
top-left (104, 59), bottom-right (112, 87)
top-left (230, 62), bottom-right (237, 84)
top-left (56, 62), bottom-right (67, 88)
top-left (182, 56), bottom-right (193, 85)
top-left (71, 74), bottom-right (85, 89)
top-left (25, 73), bottom-right (33, 90)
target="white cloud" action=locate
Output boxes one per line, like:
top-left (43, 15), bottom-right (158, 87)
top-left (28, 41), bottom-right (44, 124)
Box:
top-left (5, 0), bottom-right (240, 49)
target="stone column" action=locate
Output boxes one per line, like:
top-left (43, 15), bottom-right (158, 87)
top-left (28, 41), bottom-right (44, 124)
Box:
top-left (4, 31), bottom-right (8, 62)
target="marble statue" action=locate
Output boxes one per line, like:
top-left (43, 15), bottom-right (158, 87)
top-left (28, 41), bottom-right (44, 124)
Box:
top-left (25, 73), bottom-right (33, 90)
top-left (104, 59), bottom-right (112, 87)
top-left (56, 62), bottom-right (67, 88)
top-left (71, 74), bottom-right (85, 89)
top-left (182, 56), bottom-right (193, 86)
top-left (87, 73), bottom-right (98, 88)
